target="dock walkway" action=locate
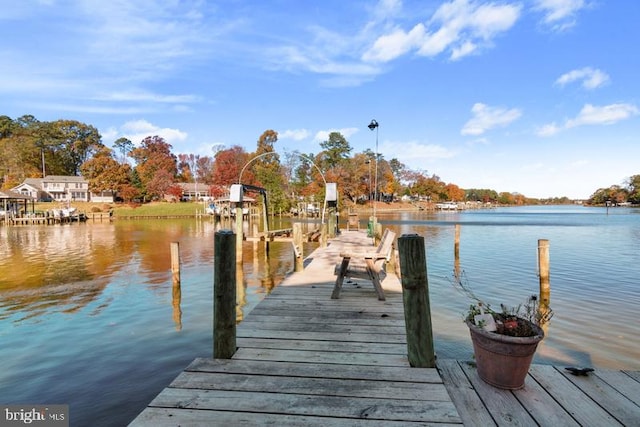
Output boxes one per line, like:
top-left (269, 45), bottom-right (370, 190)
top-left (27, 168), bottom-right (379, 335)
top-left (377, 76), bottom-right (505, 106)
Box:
top-left (131, 231), bottom-right (640, 426)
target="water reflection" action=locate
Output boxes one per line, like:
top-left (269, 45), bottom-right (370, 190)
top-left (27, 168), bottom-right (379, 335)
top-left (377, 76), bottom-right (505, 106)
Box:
top-left (0, 218), bottom-right (303, 324)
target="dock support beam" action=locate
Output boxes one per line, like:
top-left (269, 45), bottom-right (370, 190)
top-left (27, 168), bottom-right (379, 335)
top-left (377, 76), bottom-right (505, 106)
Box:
top-left (398, 234), bottom-right (435, 368)
top-left (214, 230), bottom-right (237, 359)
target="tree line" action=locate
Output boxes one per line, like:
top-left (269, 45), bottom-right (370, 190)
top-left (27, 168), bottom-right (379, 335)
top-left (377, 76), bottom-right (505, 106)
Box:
top-left (2, 115), bottom-right (636, 209)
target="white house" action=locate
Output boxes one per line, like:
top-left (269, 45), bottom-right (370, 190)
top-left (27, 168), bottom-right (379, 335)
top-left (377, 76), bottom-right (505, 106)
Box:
top-left (11, 176), bottom-right (114, 203)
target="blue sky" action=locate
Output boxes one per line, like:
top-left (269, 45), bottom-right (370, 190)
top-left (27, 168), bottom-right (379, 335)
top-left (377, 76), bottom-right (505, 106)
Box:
top-left (1, 0), bottom-right (638, 199)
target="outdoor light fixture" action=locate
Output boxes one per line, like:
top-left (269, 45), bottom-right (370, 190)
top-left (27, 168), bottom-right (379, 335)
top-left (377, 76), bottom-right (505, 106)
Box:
top-left (368, 119), bottom-right (379, 225)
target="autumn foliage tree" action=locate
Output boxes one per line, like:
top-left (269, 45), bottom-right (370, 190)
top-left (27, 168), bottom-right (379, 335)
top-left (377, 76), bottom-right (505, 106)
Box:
top-left (129, 136), bottom-right (177, 200)
top-left (80, 147), bottom-right (132, 197)
top-left (211, 145), bottom-right (252, 197)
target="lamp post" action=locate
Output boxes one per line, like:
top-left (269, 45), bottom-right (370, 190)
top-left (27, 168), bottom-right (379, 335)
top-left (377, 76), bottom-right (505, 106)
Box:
top-left (368, 119), bottom-right (379, 223)
top-left (365, 159), bottom-right (372, 214)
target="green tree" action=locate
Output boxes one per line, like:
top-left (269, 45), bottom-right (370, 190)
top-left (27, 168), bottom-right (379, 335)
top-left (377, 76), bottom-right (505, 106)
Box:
top-left (319, 132), bottom-right (352, 168)
top-left (626, 175), bottom-right (640, 204)
top-left (48, 119), bottom-right (104, 175)
top-left (253, 130), bottom-right (287, 212)
top-left (113, 137), bottom-right (134, 164)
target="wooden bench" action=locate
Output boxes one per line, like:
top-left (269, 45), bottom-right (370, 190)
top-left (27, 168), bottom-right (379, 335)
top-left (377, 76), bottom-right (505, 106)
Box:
top-left (331, 228), bottom-right (396, 301)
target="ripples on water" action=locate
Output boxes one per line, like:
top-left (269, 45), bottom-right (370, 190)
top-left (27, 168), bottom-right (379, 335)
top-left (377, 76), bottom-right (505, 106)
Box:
top-left (1, 207), bottom-right (639, 425)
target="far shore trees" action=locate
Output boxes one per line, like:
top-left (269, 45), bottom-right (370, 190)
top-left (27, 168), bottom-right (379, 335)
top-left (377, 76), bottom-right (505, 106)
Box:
top-left (3, 114), bottom-right (637, 206)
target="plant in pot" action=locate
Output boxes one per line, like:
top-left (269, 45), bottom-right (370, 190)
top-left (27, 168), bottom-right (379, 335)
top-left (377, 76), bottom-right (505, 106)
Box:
top-left (452, 273), bottom-right (553, 390)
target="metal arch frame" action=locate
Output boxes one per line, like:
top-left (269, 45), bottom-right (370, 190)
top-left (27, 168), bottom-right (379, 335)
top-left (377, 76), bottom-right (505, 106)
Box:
top-left (237, 151), bottom-right (329, 224)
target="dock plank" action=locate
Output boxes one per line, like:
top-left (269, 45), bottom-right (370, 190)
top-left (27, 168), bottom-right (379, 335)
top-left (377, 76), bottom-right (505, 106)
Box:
top-left (133, 408), bottom-right (461, 427)
top-left (560, 368), bottom-right (640, 426)
top-left (185, 358), bottom-right (443, 383)
top-left (458, 362), bottom-right (537, 427)
top-left (437, 360), bottom-right (497, 427)
top-left (528, 365), bottom-right (623, 426)
top-left (146, 388), bottom-right (461, 424)
top-left (169, 371), bottom-right (452, 401)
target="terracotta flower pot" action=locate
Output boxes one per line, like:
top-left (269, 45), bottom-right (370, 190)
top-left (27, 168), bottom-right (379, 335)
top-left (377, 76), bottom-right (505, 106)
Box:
top-left (466, 320), bottom-right (544, 390)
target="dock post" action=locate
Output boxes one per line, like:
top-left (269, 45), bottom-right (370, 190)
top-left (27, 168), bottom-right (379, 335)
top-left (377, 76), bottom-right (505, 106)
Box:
top-left (293, 222), bottom-right (304, 272)
top-left (170, 242), bottom-right (180, 285)
top-left (171, 242), bottom-right (182, 331)
top-left (214, 230), bottom-right (237, 359)
top-left (538, 239), bottom-right (550, 306)
top-left (398, 234), bottom-right (435, 368)
top-left (235, 204), bottom-right (243, 263)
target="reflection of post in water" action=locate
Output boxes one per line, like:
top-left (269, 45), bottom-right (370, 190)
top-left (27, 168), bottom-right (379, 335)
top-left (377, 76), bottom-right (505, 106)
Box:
top-left (261, 239), bottom-right (275, 293)
top-left (453, 224), bottom-right (461, 278)
top-left (172, 276), bottom-right (182, 331)
top-left (170, 242), bottom-right (182, 331)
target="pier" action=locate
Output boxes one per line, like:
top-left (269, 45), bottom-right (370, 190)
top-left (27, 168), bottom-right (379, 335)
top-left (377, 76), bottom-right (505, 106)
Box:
top-left (131, 230), bottom-right (640, 426)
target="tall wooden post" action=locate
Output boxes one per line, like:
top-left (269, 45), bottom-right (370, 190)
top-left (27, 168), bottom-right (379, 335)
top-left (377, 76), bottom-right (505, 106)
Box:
top-left (170, 242), bottom-right (182, 331)
top-left (293, 222), bottom-right (304, 272)
top-left (214, 230), bottom-right (237, 359)
top-left (327, 207), bottom-right (336, 238)
top-left (170, 242), bottom-right (180, 285)
top-left (538, 239), bottom-right (550, 306)
top-left (235, 204), bottom-right (243, 263)
top-left (398, 234), bottom-right (435, 368)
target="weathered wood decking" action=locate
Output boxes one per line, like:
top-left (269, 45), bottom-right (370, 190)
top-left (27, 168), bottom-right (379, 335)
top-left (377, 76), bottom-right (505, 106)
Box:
top-left (131, 231), bottom-right (640, 426)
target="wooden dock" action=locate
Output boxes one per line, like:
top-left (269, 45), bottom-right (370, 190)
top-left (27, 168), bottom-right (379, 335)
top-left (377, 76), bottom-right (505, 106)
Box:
top-left (131, 231), bottom-right (640, 426)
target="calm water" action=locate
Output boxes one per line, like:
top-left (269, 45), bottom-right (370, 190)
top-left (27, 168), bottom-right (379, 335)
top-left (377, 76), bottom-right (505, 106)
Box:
top-left (1, 206), bottom-right (639, 426)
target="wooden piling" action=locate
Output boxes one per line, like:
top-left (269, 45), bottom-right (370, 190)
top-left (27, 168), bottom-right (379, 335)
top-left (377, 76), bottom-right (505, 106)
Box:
top-left (235, 205), bottom-right (243, 263)
top-left (398, 234), bottom-right (435, 368)
top-left (171, 242), bottom-right (182, 331)
top-left (293, 222), bottom-right (304, 272)
top-left (214, 230), bottom-right (237, 359)
top-left (538, 239), bottom-right (550, 305)
top-left (170, 242), bottom-right (180, 285)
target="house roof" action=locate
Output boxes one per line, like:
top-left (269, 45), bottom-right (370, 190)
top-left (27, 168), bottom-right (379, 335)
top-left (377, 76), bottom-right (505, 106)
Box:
top-left (0, 190), bottom-right (34, 200)
top-left (12, 180), bottom-right (43, 192)
top-left (42, 175), bottom-right (86, 183)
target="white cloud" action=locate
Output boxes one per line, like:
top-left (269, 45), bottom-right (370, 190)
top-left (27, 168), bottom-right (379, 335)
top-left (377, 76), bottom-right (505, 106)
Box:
top-left (555, 67), bottom-right (610, 89)
top-left (313, 128), bottom-right (359, 142)
top-left (461, 103), bottom-right (522, 136)
top-left (536, 122), bottom-right (561, 137)
top-left (362, 24), bottom-right (426, 62)
top-left (566, 103), bottom-right (639, 128)
top-left (280, 129), bottom-right (311, 141)
top-left (363, 0), bottom-right (521, 63)
top-left (94, 91), bottom-right (200, 104)
top-left (382, 140), bottom-right (457, 169)
top-left (538, 103), bottom-right (639, 136)
top-left (534, 0), bottom-right (586, 31)
top-left (119, 119), bottom-right (188, 146)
